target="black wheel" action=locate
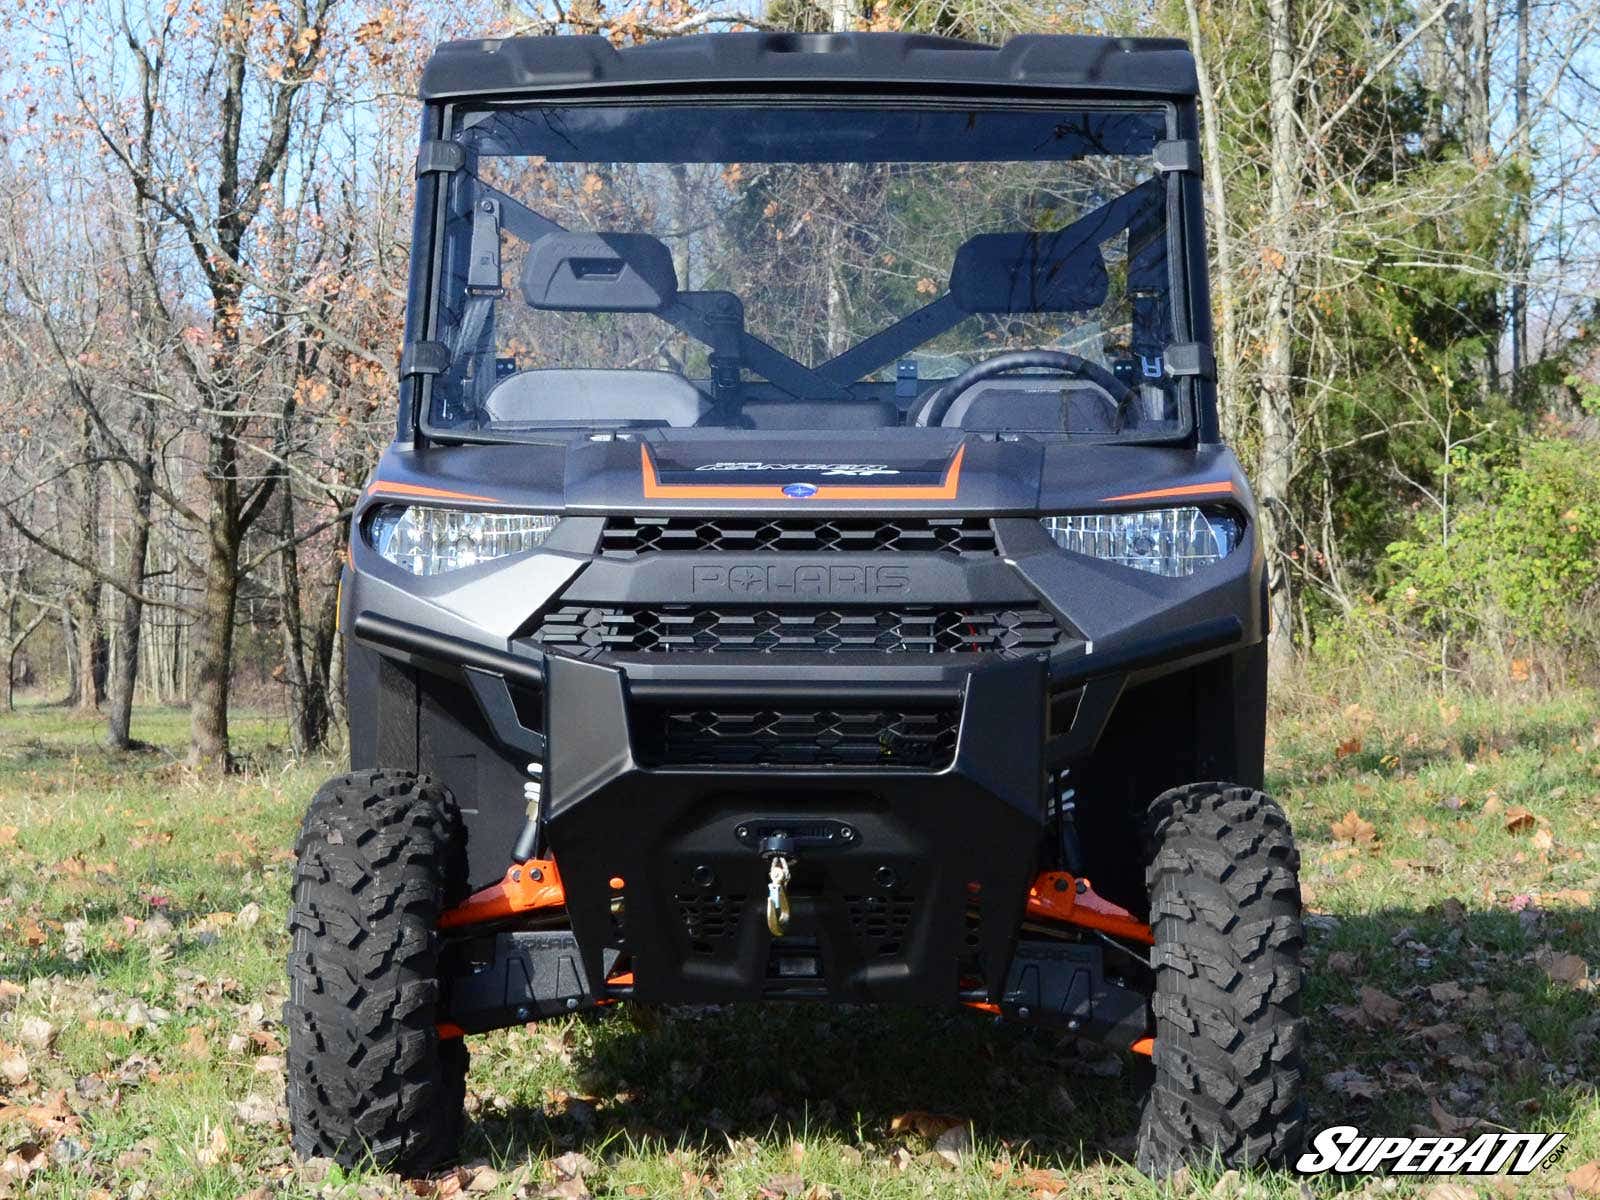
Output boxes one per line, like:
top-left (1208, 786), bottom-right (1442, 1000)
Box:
top-left (284, 770), bottom-right (469, 1175)
top-left (1135, 783), bottom-right (1305, 1175)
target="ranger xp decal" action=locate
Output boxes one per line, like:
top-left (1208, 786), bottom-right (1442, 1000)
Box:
top-left (692, 462), bottom-right (901, 476)
top-left (639, 443), bottom-right (965, 502)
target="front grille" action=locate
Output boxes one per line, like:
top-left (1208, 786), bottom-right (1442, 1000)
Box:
top-left (600, 516), bottom-right (996, 558)
top-left (526, 605), bottom-right (1066, 656)
top-left (637, 706), bottom-right (959, 768)
top-left (677, 890), bottom-right (748, 957)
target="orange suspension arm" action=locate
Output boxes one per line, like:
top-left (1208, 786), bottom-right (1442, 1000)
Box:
top-left (438, 859), bottom-right (566, 930)
top-left (1025, 871), bottom-right (1154, 946)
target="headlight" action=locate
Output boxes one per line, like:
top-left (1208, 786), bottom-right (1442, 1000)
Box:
top-left (1040, 506), bottom-right (1243, 577)
top-left (366, 505), bottom-right (559, 575)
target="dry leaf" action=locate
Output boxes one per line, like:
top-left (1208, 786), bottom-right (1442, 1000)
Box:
top-left (1567, 1162), bottom-right (1600, 1196)
top-left (887, 1110), bottom-right (963, 1138)
top-left (18, 1017), bottom-right (55, 1051)
top-left (1020, 1166), bottom-right (1071, 1198)
top-left (1335, 736), bottom-right (1363, 759)
top-left (756, 1175), bottom-right (804, 1199)
top-left (232, 1095), bottom-right (282, 1127)
top-left (1325, 1068), bottom-right (1379, 1098)
top-left (1532, 827), bottom-right (1555, 852)
top-left (181, 1025), bottom-right (210, 1059)
top-left (1, 1142), bottom-right (46, 1186)
top-left (194, 1122), bottom-right (230, 1167)
top-left (1537, 947), bottom-right (1590, 989)
top-left (1423, 1184), bottom-right (1477, 1200)
top-left (1503, 806), bottom-right (1536, 833)
top-left (1330, 810), bottom-right (1377, 846)
top-left (1430, 1097), bottom-right (1476, 1135)
top-left (549, 1151), bottom-right (594, 1181)
top-left (0, 826), bottom-right (17, 847)
top-left (0, 1047), bottom-right (28, 1086)
top-left (1359, 986), bottom-right (1402, 1024)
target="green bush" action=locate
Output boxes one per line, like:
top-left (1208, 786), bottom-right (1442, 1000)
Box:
top-left (1380, 435), bottom-right (1600, 675)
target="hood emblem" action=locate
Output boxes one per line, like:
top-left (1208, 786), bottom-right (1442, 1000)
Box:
top-left (782, 482), bottom-right (819, 499)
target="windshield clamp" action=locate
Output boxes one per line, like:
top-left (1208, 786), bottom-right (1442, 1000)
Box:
top-left (400, 340), bottom-right (451, 379)
top-left (1153, 139), bottom-right (1201, 175)
top-left (1164, 342), bottom-right (1216, 381)
top-left (416, 140), bottom-right (466, 178)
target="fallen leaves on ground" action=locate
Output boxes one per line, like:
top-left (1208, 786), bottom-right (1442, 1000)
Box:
top-left (1330, 810), bottom-right (1377, 846)
top-left (1429, 1097), bottom-right (1477, 1135)
top-left (1568, 1162), bottom-right (1600, 1196)
top-left (1360, 986), bottom-right (1403, 1024)
top-left (17, 1017), bottom-right (55, 1049)
top-left (1534, 944), bottom-right (1592, 990)
top-left (1325, 1068), bottom-right (1380, 1099)
top-left (1016, 1166), bottom-right (1072, 1198)
top-left (1502, 805), bottom-right (1537, 833)
top-left (887, 1110), bottom-right (964, 1138)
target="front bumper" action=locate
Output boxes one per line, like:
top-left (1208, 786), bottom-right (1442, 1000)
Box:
top-left (540, 649), bottom-right (1047, 1004)
top-left (352, 608), bottom-right (1236, 1010)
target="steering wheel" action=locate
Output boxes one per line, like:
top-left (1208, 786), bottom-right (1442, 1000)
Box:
top-left (911, 349), bottom-right (1139, 430)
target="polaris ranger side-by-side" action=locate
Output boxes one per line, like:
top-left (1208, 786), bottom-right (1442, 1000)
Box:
top-left (286, 31), bottom-right (1305, 1178)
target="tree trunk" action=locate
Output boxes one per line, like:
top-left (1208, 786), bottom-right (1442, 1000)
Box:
top-left (61, 609), bottom-right (80, 706)
top-left (1260, 0), bottom-right (1301, 674)
top-left (1511, 0), bottom-right (1530, 385)
top-left (72, 590), bottom-right (106, 712)
top-left (189, 499), bottom-right (240, 772)
top-left (276, 479), bottom-right (330, 755)
top-left (105, 411), bottom-right (157, 750)
top-left (1467, 0), bottom-right (1491, 157)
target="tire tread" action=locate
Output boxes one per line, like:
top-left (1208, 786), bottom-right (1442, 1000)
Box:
top-left (284, 770), bottom-right (467, 1174)
top-left (1136, 782), bottom-right (1305, 1174)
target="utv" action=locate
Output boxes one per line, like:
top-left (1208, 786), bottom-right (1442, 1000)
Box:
top-left (286, 30), bottom-right (1304, 1179)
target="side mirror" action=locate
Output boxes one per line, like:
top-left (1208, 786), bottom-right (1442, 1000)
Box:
top-left (520, 232), bottom-right (678, 312)
top-left (948, 229), bottom-right (1110, 314)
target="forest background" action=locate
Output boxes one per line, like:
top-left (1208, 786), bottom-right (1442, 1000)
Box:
top-left (0, 0), bottom-right (1598, 768)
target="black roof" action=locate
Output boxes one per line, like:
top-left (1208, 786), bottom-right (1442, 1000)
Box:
top-left (419, 32), bottom-right (1197, 103)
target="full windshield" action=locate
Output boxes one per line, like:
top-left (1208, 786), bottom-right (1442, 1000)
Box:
top-left (426, 103), bottom-right (1188, 442)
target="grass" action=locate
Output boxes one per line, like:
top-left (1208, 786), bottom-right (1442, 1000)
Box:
top-left (1, 688), bottom-right (1598, 1199)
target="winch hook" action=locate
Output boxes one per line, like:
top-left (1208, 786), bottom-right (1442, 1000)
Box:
top-left (758, 833), bottom-right (796, 937)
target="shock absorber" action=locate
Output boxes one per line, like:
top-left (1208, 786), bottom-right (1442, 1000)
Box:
top-left (1055, 768), bottom-right (1085, 876)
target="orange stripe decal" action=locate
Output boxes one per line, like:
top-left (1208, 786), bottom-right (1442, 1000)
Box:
top-left (641, 443), bottom-right (965, 502)
top-left (1099, 480), bottom-right (1234, 503)
top-left (368, 479), bottom-right (503, 505)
